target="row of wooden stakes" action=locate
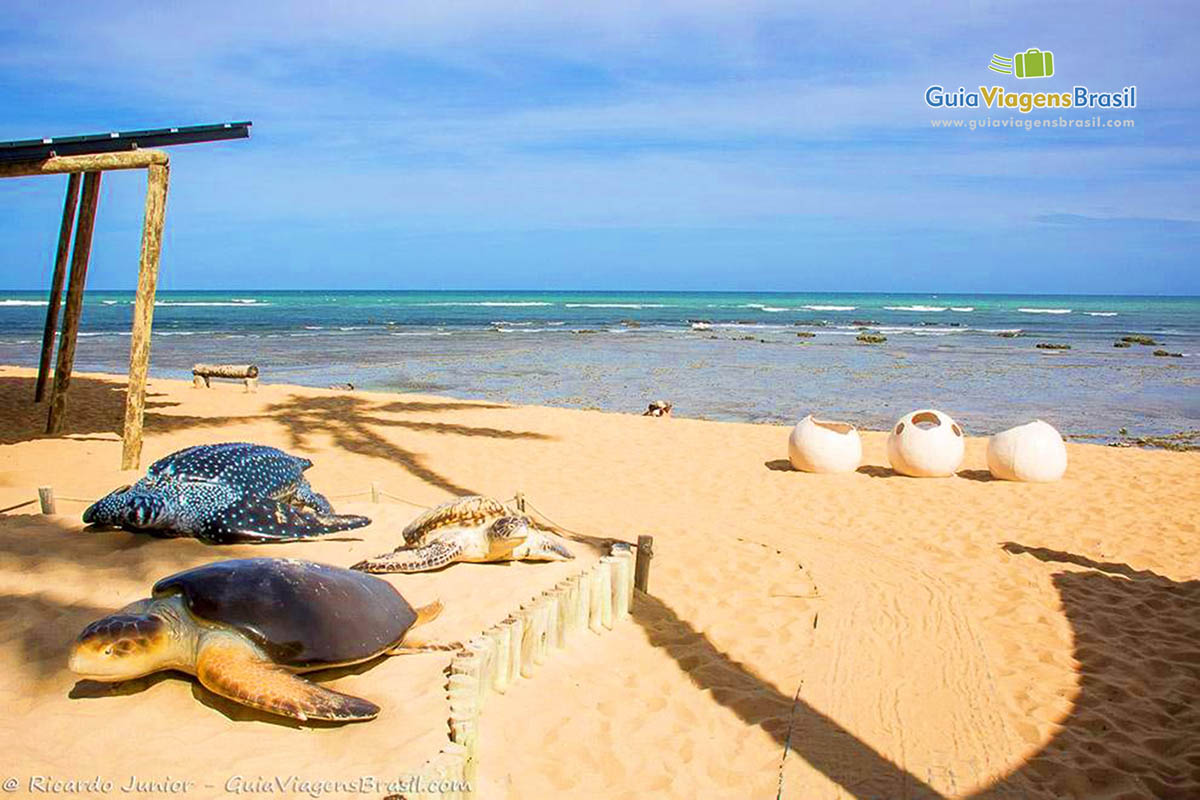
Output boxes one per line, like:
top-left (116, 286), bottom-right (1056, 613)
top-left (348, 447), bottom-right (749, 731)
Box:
top-left (409, 543), bottom-right (638, 800)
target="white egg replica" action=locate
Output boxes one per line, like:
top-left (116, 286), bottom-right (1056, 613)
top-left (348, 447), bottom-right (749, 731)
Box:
top-left (788, 415), bottom-right (862, 474)
top-left (886, 409), bottom-right (965, 478)
top-left (987, 420), bottom-right (1068, 482)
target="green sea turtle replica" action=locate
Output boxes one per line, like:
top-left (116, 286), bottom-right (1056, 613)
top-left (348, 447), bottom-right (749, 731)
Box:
top-left (351, 495), bottom-right (575, 573)
top-left (83, 443), bottom-right (370, 544)
top-left (68, 558), bottom-right (452, 723)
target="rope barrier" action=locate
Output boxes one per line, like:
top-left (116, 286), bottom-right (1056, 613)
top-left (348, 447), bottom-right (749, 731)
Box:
top-left (7, 485), bottom-right (605, 549)
top-left (378, 491), bottom-right (432, 509)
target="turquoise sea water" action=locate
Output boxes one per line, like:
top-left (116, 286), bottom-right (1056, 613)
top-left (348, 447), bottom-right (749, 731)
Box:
top-left (1, 290), bottom-right (1197, 438)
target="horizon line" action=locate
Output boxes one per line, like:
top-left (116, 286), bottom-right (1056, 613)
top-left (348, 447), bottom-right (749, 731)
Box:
top-left (3, 288), bottom-right (1199, 299)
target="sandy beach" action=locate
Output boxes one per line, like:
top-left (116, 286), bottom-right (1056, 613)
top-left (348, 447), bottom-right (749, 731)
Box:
top-left (0, 364), bottom-right (1197, 799)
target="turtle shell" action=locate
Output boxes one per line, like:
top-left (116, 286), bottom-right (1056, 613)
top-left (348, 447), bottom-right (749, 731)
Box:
top-left (153, 558), bottom-right (416, 668)
top-left (146, 443), bottom-right (311, 498)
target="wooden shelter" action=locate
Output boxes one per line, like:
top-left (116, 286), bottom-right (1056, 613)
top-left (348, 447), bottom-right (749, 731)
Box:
top-left (0, 122), bottom-right (251, 469)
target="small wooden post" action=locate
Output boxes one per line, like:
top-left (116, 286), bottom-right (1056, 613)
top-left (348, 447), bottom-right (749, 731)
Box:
top-left (635, 535), bottom-right (654, 593)
top-left (37, 486), bottom-right (56, 515)
top-left (35, 173), bottom-right (81, 403)
top-left (518, 607), bottom-right (538, 678)
top-left (501, 617), bottom-right (522, 684)
top-left (573, 571), bottom-right (591, 635)
top-left (370, 482), bottom-right (381, 503)
top-left (515, 492), bottom-right (526, 513)
top-left (588, 565), bottom-right (606, 633)
top-left (486, 624), bottom-right (511, 693)
top-left (121, 162), bottom-right (170, 470)
top-left (47, 171), bottom-right (102, 435)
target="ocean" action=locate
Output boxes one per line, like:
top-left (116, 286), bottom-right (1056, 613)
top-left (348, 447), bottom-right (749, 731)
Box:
top-left (1, 290), bottom-right (1197, 439)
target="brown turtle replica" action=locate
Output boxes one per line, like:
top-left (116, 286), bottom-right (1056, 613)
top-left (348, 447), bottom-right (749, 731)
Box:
top-left (68, 557), bottom-right (451, 723)
top-left (352, 495), bottom-right (574, 573)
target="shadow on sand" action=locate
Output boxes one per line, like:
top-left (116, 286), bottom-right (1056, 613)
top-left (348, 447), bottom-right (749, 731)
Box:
top-left (0, 374), bottom-right (250, 445)
top-left (264, 393), bottom-right (552, 497)
top-left (633, 544), bottom-right (1200, 799)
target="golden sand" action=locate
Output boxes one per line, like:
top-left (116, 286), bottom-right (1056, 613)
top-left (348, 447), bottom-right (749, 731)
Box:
top-left (0, 365), bottom-right (1196, 799)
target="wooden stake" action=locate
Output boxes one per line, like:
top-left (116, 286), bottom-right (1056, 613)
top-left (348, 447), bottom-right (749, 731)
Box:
top-left (37, 486), bottom-right (56, 515)
top-left (518, 607), bottom-right (537, 678)
top-left (35, 173), bottom-right (81, 403)
top-left (121, 162), bottom-right (169, 470)
top-left (515, 491), bottom-right (526, 513)
top-left (370, 482), bottom-right (380, 503)
top-left (486, 625), bottom-right (511, 693)
top-left (501, 617), bottom-right (522, 685)
top-left (46, 171), bottom-right (101, 435)
top-left (635, 535), bottom-right (655, 593)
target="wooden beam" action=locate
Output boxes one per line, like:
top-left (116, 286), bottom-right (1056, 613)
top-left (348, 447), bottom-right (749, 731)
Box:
top-left (46, 171), bottom-right (101, 435)
top-left (120, 162), bottom-right (169, 470)
top-left (0, 149), bottom-right (168, 179)
top-left (34, 173), bottom-right (81, 402)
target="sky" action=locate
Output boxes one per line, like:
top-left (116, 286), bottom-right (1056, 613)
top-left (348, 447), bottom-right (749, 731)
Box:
top-left (0, 1), bottom-right (1196, 293)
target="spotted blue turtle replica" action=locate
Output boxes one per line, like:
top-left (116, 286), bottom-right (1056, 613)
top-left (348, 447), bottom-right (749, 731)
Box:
top-left (83, 443), bottom-right (371, 544)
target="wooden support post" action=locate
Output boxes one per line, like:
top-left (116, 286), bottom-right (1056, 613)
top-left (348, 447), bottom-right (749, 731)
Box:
top-left (121, 162), bottom-right (170, 470)
top-left (370, 482), bottom-right (381, 503)
top-left (37, 486), bottom-right (56, 515)
top-left (46, 171), bottom-right (101, 435)
top-left (635, 535), bottom-right (655, 593)
top-left (515, 492), bottom-right (526, 513)
top-left (35, 173), bottom-right (81, 403)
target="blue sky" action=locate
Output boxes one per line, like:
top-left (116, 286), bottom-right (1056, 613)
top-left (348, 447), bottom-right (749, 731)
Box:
top-left (0, 1), bottom-right (1196, 293)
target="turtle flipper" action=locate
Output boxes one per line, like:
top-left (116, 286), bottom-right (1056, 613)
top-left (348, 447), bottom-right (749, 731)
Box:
top-left (290, 478), bottom-right (334, 515)
top-left (195, 636), bottom-right (378, 723)
top-left (352, 540), bottom-right (464, 573)
top-left (196, 499), bottom-right (371, 544)
top-left (387, 602), bottom-right (462, 653)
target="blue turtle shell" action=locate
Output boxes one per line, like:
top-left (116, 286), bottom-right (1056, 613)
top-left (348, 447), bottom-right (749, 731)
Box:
top-left (146, 443), bottom-right (311, 497)
top-left (154, 558), bottom-right (417, 668)
top-left (83, 443), bottom-right (369, 544)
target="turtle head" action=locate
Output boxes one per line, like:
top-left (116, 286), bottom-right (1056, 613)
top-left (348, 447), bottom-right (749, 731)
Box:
top-left (68, 609), bottom-right (172, 681)
top-left (83, 486), bottom-right (169, 530)
top-left (487, 516), bottom-right (531, 558)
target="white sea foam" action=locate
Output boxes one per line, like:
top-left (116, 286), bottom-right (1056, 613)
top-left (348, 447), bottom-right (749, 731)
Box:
top-left (741, 303), bottom-right (789, 312)
top-left (950, 306), bottom-right (975, 312)
top-left (0, 299), bottom-right (48, 306)
top-left (802, 305), bottom-right (856, 311)
top-left (420, 301), bottom-right (553, 307)
top-left (102, 300), bottom-right (119, 305)
top-left (1018, 307), bottom-right (1072, 314)
top-left (883, 305), bottom-right (948, 312)
top-left (563, 303), bottom-right (666, 309)
top-left (1085, 311), bottom-right (1118, 317)
top-left (155, 301), bottom-right (271, 307)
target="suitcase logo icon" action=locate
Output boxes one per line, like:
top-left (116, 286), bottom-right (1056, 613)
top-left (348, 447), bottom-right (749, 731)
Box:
top-left (989, 48), bottom-right (1055, 79)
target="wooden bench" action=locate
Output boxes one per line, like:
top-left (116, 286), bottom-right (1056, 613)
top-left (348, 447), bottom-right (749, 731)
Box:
top-left (192, 363), bottom-right (259, 392)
